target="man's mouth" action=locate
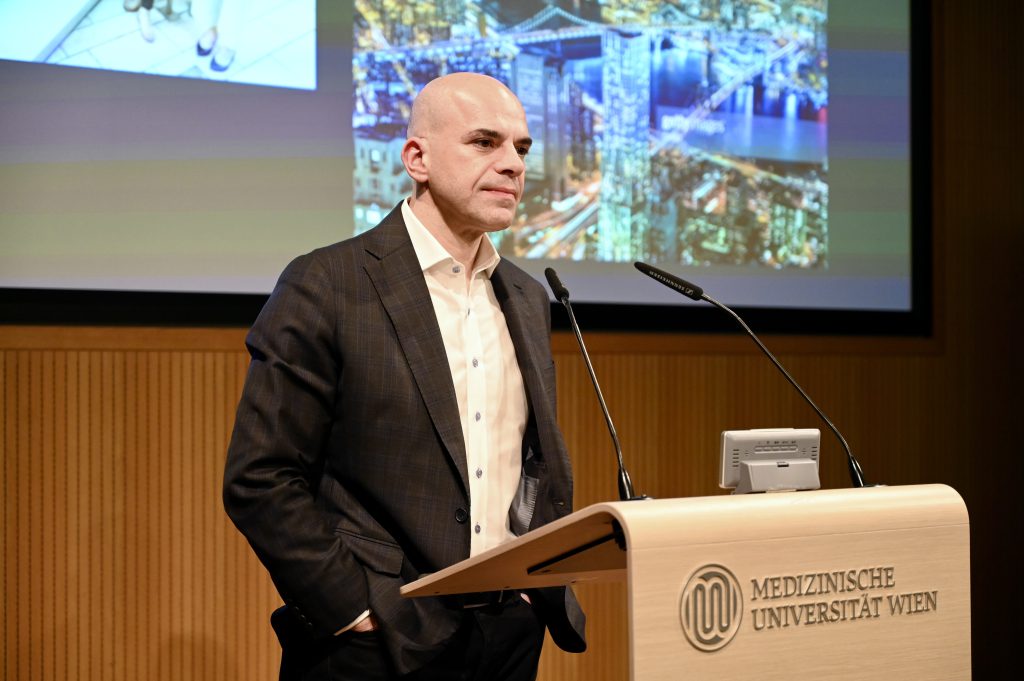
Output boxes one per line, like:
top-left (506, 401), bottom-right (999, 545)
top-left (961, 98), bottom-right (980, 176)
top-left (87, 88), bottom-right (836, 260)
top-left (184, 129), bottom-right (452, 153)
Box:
top-left (483, 187), bottom-right (518, 199)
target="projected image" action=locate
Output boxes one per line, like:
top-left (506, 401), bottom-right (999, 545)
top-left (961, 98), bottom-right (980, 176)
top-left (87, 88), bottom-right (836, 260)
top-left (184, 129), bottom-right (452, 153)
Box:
top-left (353, 0), bottom-right (828, 269)
top-left (0, 0), bottom-right (316, 90)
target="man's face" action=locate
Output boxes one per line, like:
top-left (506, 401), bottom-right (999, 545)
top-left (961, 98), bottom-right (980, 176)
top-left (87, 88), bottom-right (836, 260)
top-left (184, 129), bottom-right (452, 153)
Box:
top-left (418, 86), bottom-right (532, 237)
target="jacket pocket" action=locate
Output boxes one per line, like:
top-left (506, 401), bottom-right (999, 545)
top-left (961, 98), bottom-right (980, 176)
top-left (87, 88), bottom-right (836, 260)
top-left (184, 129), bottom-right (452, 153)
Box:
top-left (334, 528), bottom-right (404, 576)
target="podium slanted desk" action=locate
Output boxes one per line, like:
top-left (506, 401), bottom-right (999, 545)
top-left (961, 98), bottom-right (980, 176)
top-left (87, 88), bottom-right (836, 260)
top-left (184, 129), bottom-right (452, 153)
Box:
top-left (402, 484), bottom-right (970, 680)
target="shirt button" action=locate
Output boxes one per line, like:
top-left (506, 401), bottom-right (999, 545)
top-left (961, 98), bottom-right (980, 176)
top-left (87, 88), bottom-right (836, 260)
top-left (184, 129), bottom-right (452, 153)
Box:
top-left (472, 358), bottom-right (479, 368)
top-left (455, 508), bottom-right (468, 523)
top-left (474, 523), bottom-right (481, 534)
top-left (452, 265), bottom-right (461, 274)
top-left (474, 412), bottom-right (481, 422)
top-left (475, 468), bottom-right (483, 478)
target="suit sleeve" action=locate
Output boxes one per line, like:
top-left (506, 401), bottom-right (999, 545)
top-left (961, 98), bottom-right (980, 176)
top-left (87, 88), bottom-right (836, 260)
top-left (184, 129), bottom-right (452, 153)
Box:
top-left (223, 250), bottom-right (368, 637)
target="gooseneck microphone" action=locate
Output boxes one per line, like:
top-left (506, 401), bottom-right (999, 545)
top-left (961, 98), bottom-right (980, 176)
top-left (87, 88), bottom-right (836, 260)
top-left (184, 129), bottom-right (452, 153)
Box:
top-left (634, 261), bottom-right (874, 489)
top-left (545, 268), bottom-right (643, 501)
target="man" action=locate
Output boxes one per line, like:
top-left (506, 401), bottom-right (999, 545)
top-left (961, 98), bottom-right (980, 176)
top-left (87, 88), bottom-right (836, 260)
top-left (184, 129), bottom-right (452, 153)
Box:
top-left (223, 73), bottom-right (585, 680)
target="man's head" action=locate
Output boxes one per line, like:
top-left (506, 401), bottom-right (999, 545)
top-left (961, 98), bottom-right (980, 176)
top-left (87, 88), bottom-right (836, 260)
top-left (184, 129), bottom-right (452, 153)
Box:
top-left (402, 73), bottom-right (532, 242)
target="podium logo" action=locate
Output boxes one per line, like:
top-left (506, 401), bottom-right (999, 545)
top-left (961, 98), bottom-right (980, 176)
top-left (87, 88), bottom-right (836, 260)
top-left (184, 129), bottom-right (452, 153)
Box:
top-left (680, 564), bottom-right (743, 652)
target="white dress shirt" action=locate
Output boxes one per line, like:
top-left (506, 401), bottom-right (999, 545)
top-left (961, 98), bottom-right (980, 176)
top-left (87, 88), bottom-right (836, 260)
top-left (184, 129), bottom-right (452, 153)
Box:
top-left (402, 199), bottom-right (528, 557)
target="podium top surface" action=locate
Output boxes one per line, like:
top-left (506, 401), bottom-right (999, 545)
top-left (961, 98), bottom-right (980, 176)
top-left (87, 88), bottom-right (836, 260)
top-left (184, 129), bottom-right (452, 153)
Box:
top-left (401, 484), bottom-right (967, 597)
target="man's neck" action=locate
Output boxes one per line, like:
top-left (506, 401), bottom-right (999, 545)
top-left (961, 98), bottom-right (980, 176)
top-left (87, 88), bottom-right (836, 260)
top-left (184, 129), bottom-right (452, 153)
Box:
top-left (407, 195), bottom-right (483, 275)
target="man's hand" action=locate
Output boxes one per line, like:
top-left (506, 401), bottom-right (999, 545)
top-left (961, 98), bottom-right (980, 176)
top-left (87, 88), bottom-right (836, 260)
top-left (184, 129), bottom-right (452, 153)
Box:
top-left (352, 612), bottom-right (379, 632)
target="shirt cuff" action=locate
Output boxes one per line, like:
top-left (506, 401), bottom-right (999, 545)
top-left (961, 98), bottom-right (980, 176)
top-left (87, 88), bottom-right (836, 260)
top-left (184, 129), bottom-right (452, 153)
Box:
top-left (334, 609), bottom-right (371, 636)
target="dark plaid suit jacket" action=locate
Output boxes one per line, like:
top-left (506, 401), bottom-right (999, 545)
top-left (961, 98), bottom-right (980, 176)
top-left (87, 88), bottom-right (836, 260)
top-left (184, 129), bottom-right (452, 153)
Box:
top-left (223, 204), bottom-right (585, 674)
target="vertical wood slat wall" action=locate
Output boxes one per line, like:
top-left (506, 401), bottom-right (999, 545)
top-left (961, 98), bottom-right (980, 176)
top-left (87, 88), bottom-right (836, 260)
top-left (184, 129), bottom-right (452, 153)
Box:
top-left (0, 347), bottom-right (288, 681)
top-left (0, 333), bottom-right (971, 681)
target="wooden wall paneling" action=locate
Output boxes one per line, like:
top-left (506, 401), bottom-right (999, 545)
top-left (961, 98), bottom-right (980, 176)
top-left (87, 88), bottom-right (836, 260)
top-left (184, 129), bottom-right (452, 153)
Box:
top-left (35, 350), bottom-right (51, 679)
top-left (108, 351), bottom-right (122, 680)
top-left (0, 315), bottom-right (1008, 681)
top-left (51, 350), bottom-right (66, 681)
top-left (0, 352), bottom-right (4, 680)
top-left (149, 350), bottom-right (164, 676)
top-left (29, 351), bottom-right (43, 681)
top-left (11, 350), bottom-right (21, 681)
top-left (45, 350), bottom-right (61, 680)
top-left (217, 351), bottom-right (239, 680)
top-left (43, 351), bottom-right (58, 681)
top-left (0, 347), bottom-right (284, 680)
top-left (68, 351), bottom-right (82, 680)
top-left (90, 350), bottom-right (104, 681)
top-left (196, 351), bottom-right (217, 676)
top-left (21, 350), bottom-right (32, 681)
top-left (182, 352), bottom-right (199, 679)
top-left (19, 351), bottom-right (33, 681)
top-left (84, 351), bottom-right (98, 681)
top-left (1, 352), bottom-right (8, 679)
top-left (6, 349), bottom-right (16, 680)
top-left (146, 350), bottom-right (163, 680)
top-left (123, 350), bottom-right (139, 681)
top-left (199, 351), bottom-right (219, 680)
top-left (2, 350), bottom-right (19, 680)
top-left (194, 351), bottom-right (216, 678)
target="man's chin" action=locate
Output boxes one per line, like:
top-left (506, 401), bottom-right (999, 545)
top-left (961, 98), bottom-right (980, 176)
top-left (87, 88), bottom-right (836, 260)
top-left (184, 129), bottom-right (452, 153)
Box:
top-left (478, 209), bottom-right (517, 233)
top-left (442, 204), bottom-right (516, 235)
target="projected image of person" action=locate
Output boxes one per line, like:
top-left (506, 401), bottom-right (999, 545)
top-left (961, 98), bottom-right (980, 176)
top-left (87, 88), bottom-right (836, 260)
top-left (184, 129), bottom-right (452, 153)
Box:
top-left (123, 0), bottom-right (157, 43)
top-left (4, 0), bottom-right (315, 90)
top-left (193, 0), bottom-right (242, 71)
top-left (224, 72), bottom-right (586, 680)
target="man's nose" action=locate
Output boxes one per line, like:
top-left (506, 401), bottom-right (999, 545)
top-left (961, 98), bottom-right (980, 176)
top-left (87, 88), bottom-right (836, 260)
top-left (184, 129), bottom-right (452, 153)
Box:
top-left (495, 142), bottom-right (526, 176)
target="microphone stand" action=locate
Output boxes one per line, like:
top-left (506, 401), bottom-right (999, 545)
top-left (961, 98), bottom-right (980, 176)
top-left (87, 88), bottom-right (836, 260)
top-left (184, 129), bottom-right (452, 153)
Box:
top-left (635, 261), bottom-right (876, 489)
top-left (545, 268), bottom-right (645, 501)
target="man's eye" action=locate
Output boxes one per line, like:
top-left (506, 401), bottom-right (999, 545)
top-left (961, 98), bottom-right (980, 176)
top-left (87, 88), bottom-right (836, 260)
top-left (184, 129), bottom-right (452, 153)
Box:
top-left (474, 139), bottom-right (493, 148)
top-left (517, 147), bottom-right (530, 156)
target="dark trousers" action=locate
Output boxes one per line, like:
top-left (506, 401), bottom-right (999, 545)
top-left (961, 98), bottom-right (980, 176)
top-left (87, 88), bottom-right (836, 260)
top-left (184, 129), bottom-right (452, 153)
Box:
top-left (285, 598), bottom-right (546, 681)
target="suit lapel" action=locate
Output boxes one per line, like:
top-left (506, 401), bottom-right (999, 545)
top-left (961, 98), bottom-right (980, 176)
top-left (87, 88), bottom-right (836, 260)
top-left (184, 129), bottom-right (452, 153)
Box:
top-left (491, 263), bottom-right (551, 432)
top-left (362, 208), bottom-right (470, 497)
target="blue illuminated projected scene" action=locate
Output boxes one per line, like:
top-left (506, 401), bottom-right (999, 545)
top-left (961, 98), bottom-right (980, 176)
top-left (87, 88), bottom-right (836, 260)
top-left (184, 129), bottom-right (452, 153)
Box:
top-left (0, 0), bottom-right (316, 90)
top-left (354, 0), bottom-right (828, 269)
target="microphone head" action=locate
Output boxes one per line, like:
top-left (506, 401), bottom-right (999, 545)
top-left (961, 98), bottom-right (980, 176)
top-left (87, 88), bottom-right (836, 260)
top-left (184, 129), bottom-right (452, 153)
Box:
top-left (634, 261), bottom-right (704, 301)
top-left (544, 267), bottom-right (570, 302)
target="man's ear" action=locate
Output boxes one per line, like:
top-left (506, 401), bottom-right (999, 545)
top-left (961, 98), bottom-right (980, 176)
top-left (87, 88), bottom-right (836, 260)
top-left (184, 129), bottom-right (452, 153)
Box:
top-left (401, 137), bottom-right (429, 184)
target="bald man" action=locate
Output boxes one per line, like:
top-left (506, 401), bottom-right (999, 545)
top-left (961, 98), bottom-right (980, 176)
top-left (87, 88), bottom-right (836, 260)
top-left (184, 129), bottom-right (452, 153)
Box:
top-left (224, 73), bottom-right (586, 680)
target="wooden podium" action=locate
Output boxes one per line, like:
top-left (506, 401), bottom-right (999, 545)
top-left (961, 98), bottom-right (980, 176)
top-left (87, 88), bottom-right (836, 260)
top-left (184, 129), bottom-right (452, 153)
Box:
top-left (403, 484), bottom-right (971, 680)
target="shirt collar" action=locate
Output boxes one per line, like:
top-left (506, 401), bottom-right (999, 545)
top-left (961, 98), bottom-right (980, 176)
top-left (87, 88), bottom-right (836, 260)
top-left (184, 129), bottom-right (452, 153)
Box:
top-left (402, 199), bottom-right (501, 278)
